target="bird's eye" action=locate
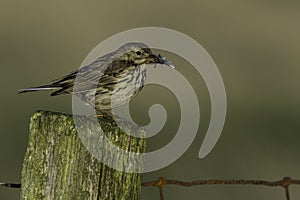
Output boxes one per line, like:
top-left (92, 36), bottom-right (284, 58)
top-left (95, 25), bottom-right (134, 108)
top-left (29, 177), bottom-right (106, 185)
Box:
top-left (135, 51), bottom-right (142, 56)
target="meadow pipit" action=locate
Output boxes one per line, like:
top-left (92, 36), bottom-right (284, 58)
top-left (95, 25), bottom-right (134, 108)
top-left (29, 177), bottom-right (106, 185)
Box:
top-left (19, 42), bottom-right (174, 117)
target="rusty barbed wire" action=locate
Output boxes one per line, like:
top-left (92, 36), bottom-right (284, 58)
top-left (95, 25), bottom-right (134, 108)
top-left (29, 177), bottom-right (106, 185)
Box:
top-left (142, 176), bottom-right (300, 200)
top-left (2, 177), bottom-right (300, 199)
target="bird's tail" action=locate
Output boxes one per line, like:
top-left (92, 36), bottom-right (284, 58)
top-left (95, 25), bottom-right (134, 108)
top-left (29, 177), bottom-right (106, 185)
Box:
top-left (18, 85), bottom-right (60, 94)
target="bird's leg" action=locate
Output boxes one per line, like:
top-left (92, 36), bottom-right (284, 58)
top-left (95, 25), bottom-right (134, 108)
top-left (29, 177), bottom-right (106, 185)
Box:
top-left (92, 105), bottom-right (115, 119)
top-left (84, 99), bottom-right (125, 122)
top-left (97, 108), bottom-right (123, 121)
top-left (95, 109), bottom-right (114, 119)
top-left (97, 108), bottom-right (128, 123)
top-left (84, 99), bottom-right (113, 119)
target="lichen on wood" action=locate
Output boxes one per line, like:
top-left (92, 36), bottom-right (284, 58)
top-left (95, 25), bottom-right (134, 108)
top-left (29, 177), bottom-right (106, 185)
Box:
top-left (21, 110), bottom-right (146, 200)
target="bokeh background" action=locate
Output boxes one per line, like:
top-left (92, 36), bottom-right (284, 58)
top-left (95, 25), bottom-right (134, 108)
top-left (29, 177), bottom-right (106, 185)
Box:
top-left (1, 0), bottom-right (300, 199)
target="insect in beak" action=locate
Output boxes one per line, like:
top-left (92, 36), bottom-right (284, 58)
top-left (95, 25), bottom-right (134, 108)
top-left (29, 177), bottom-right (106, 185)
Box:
top-left (152, 54), bottom-right (175, 69)
top-left (157, 54), bottom-right (175, 69)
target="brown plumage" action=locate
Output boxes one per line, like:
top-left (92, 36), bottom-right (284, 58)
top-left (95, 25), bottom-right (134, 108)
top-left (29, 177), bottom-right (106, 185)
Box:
top-left (19, 42), bottom-right (174, 113)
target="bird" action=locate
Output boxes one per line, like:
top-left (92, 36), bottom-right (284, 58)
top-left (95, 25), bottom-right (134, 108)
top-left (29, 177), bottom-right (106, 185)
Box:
top-left (18, 42), bottom-right (174, 118)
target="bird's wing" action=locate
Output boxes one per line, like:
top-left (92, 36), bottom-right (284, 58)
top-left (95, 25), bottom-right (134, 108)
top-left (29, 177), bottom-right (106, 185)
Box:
top-left (50, 58), bottom-right (129, 96)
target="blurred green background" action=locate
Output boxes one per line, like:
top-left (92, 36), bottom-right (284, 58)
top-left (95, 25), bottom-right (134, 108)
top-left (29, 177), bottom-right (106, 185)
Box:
top-left (1, 0), bottom-right (300, 199)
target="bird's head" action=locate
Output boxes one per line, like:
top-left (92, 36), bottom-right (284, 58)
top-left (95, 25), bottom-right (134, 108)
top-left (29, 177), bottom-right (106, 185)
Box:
top-left (116, 43), bottom-right (174, 69)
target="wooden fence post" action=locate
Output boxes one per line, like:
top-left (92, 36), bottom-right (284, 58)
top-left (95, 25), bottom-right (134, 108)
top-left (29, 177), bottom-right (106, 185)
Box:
top-left (21, 110), bottom-right (146, 200)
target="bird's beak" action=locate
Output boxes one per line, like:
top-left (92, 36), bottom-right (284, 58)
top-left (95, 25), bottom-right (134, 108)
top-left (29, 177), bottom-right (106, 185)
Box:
top-left (152, 54), bottom-right (175, 69)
